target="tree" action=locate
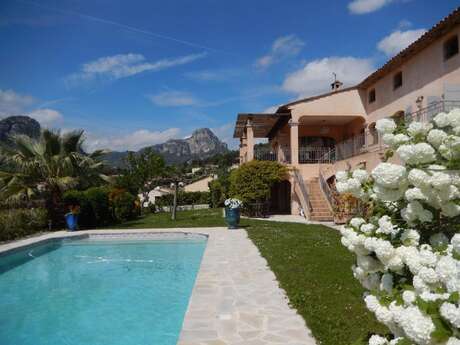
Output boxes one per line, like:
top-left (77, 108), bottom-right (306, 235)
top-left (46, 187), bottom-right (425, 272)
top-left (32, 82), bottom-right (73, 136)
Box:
top-left (0, 129), bottom-right (109, 227)
top-left (229, 160), bottom-right (287, 208)
top-left (115, 148), bottom-right (165, 196)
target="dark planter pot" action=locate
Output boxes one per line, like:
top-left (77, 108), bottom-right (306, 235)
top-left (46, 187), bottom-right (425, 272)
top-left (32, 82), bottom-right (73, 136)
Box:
top-left (225, 207), bottom-right (240, 229)
top-left (65, 213), bottom-right (78, 231)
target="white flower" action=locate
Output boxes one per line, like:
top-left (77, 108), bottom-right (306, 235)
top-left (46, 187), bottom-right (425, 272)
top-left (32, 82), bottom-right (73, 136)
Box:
top-left (418, 267), bottom-right (438, 284)
top-left (429, 232), bottom-right (449, 249)
top-left (405, 187), bottom-right (427, 202)
top-left (408, 169), bottom-right (430, 189)
top-left (353, 169), bottom-right (369, 183)
top-left (398, 306), bottom-right (435, 345)
top-left (380, 273), bottom-right (393, 294)
top-left (419, 291), bottom-right (450, 302)
top-left (383, 133), bottom-right (396, 146)
top-left (373, 184), bottom-right (405, 202)
top-left (383, 133), bottom-right (409, 148)
top-left (429, 171), bottom-right (452, 190)
top-left (448, 108), bottom-right (460, 127)
top-left (440, 302), bottom-right (460, 328)
top-left (369, 334), bottom-right (388, 345)
top-left (376, 118), bottom-right (397, 134)
top-left (402, 290), bottom-right (416, 305)
top-left (434, 111), bottom-right (451, 127)
top-left (357, 255), bottom-right (383, 273)
top-left (407, 122), bottom-right (433, 138)
top-left (401, 201), bottom-right (433, 224)
top-left (377, 215), bottom-right (398, 236)
top-left (361, 223), bottom-right (376, 235)
top-left (396, 143), bottom-right (436, 165)
top-left (435, 256), bottom-right (458, 284)
top-left (372, 163), bottom-right (407, 189)
top-left (336, 181), bottom-right (349, 193)
top-left (451, 234), bottom-right (460, 254)
top-left (365, 294), bottom-right (381, 313)
top-left (401, 229), bottom-right (420, 247)
top-left (224, 198), bottom-right (242, 209)
top-left (441, 202), bottom-right (460, 217)
top-left (350, 217), bottom-right (366, 229)
top-left (336, 171), bottom-right (348, 183)
top-left (427, 129), bottom-right (448, 148)
top-left (447, 337), bottom-right (460, 345)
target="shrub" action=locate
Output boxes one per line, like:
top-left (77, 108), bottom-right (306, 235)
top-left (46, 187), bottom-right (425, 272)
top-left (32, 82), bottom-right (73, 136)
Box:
top-left (85, 187), bottom-right (112, 226)
top-left (112, 191), bottom-right (138, 222)
top-left (63, 187), bottom-right (139, 228)
top-left (0, 208), bottom-right (48, 242)
top-left (229, 160), bottom-right (287, 211)
top-left (209, 180), bottom-right (226, 208)
top-left (155, 191), bottom-right (211, 208)
top-left (337, 110), bottom-right (460, 345)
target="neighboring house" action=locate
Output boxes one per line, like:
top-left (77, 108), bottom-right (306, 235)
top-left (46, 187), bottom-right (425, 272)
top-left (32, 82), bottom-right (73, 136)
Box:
top-left (184, 176), bottom-right (215, 192)
top-left (233, 7), bottom-right (460, 221)
top-left (138, 187), bottom-right (172, 206)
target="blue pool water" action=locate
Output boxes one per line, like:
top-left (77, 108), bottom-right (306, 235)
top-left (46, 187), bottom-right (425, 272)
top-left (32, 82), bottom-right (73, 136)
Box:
top-left (0, 236), bottom-right (206, 345)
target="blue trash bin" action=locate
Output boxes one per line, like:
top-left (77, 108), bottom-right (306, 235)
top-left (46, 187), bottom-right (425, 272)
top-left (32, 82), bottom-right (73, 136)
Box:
top-left (225, 207), bottom-right (240, 229)
top-left (65, 213), bottom-right (78, 231)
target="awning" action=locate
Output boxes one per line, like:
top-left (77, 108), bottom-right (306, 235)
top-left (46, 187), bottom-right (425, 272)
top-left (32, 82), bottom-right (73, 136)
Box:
top-left (233, 113), bottom-right (290, 138)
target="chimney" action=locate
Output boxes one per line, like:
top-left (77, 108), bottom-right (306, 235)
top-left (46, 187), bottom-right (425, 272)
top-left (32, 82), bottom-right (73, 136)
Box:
top-left (331, 72), bottom-right (343, 91)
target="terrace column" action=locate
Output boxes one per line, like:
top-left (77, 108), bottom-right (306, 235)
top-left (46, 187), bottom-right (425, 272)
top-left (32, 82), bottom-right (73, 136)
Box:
top-left (289, 120), bottom-right (299, 165)
top-left (246, 120), bottom-right (254, 161)
top-left (239, 138), bottom-right (245, 164)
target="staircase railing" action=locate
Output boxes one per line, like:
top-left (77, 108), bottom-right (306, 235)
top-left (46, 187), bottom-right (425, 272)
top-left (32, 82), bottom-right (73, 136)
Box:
top-left (292, 169), bottom-right (312, 218)
top-left (318, 164), bottom-right (337, 213)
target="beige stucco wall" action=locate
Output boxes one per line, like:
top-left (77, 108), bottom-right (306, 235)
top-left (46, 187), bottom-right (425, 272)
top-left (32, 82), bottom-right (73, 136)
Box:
top-left (184, 176), bottom-right (214, 192)
top-left (364, 26), bottom-right (460, 125)
top-left (289, 88), bottom-right (366, 122)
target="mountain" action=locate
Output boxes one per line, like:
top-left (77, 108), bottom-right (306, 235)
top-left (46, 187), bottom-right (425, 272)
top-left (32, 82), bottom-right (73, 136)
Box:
top-left (0, 116), bottom-right (41, 146)
top-left (104, 128), bottom-right (229, 167)
top-left (0, 116), bottom-right (228, 167)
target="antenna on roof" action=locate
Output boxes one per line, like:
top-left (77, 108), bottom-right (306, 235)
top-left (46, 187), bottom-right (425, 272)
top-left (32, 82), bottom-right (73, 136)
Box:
top-left (331, 72), bottom-right (343, 91)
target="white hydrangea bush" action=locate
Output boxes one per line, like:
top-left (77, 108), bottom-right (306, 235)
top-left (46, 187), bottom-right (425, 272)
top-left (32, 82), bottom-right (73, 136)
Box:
top-left (337, 108), bottom-right (460, 345)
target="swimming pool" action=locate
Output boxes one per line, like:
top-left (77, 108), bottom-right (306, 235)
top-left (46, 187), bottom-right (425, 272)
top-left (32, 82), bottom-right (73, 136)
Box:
top-left (0, 234), bottom-right (206, 345)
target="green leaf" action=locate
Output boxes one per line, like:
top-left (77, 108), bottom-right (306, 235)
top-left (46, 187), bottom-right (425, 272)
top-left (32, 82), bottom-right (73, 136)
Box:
top-left (448, 291), bottom-right (459, 303)
top-left (431, 316), bottom-right (453, 343)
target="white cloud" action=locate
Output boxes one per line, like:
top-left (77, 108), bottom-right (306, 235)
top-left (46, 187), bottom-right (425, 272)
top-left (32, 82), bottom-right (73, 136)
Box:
top-left (282, 56), bottom-right (375, 98)
top-left (255, 35), bottom-right (305, 69)
top-left (85, 128), bottom-right (181, 152)
top-left (66, 52), bottom-right (206, 86)
top-left (0, 89), bottom-right (35, 116)
top-left (185, 69), bottom-right (241, 82)
top-left (377, 29), bottom-right (427, 57)
top-left (148, 91), bottom-right (199, 107)
top-left (28, 108), bottom-right (63, 127)
top-left (262, 105), bottom-right (279, 113)
top-left (348, 0), bottom-right (393, 14)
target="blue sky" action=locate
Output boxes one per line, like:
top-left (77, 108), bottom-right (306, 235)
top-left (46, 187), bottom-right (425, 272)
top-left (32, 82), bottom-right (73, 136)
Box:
top-left (0, 0), bottom-right (458, 151)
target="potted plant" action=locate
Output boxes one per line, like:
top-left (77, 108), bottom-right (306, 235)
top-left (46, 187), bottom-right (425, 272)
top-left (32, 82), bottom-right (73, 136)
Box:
top-left (65, 204), bottom-right (80, 231)
top-left (224, 198), bottom-right (242, 229)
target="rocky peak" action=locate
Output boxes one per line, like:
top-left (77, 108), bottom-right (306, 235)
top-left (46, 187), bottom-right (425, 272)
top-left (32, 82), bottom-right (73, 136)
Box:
top-left (0, 116), bottom-right (41, 145)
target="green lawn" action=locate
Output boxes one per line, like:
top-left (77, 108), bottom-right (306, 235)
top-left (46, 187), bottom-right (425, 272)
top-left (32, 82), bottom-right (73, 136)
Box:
top-left (109, 208), bottom-right (226, 228)
top-left (115, 208), bottom-right (385, 345)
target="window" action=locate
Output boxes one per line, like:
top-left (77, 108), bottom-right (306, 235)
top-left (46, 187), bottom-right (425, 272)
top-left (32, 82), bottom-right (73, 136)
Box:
top-left (368, 89), bottom-right (376, 103)
top-left (444, 35), bottom-right (459, 61)
top-left (369, 123), bottom-right (379, 145)
top-left (393, 71), bottom-right (403, 90)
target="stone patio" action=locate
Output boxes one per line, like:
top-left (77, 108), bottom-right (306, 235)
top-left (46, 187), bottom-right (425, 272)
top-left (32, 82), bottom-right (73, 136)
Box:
top-left (0, 227), bottom-right (316, 345)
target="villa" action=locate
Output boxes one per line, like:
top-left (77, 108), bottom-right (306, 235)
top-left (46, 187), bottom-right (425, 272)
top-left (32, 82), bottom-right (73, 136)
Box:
top-left (234, 7), bottom-right (460, 221)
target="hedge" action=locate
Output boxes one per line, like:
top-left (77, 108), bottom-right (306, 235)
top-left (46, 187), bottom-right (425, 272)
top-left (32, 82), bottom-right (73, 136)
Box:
top-left (155, 191), bottom-right (210, 208)
top-left (0, 208), bottom-right (48, 242)
top-left (63, 187), bottom-right (139, 228)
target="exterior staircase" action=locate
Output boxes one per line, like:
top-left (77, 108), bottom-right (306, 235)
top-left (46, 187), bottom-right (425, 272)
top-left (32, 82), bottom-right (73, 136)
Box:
top-left (305, 178), bottom-right (334, 222)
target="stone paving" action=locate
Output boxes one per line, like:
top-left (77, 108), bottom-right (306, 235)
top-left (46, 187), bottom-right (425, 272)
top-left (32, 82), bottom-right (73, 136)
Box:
top-left (0, 228), bottom-right (317, 345)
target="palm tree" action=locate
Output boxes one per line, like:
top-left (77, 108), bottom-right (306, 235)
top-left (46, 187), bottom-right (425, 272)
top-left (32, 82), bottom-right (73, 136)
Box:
top-left (0, 129), bottom-right (110, 227)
